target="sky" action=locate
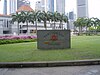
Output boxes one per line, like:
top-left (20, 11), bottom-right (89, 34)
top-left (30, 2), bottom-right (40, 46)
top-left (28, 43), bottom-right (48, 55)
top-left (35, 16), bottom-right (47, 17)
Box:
top-left (0, 0), bottom-right (100, 19)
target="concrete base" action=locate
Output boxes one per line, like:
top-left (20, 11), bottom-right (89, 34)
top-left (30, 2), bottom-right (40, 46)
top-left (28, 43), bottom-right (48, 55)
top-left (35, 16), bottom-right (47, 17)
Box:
top-left (0, 59), bottom-right (100, 68)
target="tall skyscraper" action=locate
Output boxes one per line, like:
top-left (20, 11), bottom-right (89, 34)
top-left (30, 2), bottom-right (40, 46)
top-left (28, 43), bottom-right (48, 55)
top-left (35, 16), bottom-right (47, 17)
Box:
top-left (56, 0), bottom-right (65, 14)
top-left (69, 11), bottom-right (74, 20)
top-left (35, 0), bottom-right (65, 13)
top-left (35, 1), bottom-right (42, 11)
top-left (3, 0), bottom-right (7, 14)
top-left (9, 0), bottom-right (30, 14)
top-left (41, 0), bottom-right (46, 11)
top-left (77, 0), bottom-right (88, 18)
top-left (35, 0), bottom-right (48, 12)
top-left (9, 0), bottom-right (17, 14)
top-left (48, 0), bottom-right (54, 12)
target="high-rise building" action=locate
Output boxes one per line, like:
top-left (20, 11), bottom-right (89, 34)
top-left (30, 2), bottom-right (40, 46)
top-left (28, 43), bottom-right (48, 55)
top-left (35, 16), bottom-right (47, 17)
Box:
top-left (77, 0), bottom-right (88, 18)
top-left (69, 11), bottom-right (74, 20)
top-left (35, 0), bottom-right (48, 12)
top-left (35, 1), bottom-right (42, 11)
top-left (56, 0), bottom-right (65, 14)
top-left (48, 0), bottom-right (54, 12)
top-left (3, 0), bottom-right (7, 14)
top-left (40, 0), bottom-right (48, 11)
top-left (9, 0), bottom-right (30, 14)
top-left (9, 0), bottom-right (17, 14)
top-left (35, 0), bottom-right (65, 13)
top-left (41, 0), bottom-right (45, 11)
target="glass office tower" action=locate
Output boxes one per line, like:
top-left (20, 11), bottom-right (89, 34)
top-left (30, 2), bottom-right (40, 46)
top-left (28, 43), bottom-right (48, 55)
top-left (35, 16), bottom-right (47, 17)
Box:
top-left (48, 0), bottom-right (54, 12)
top-left (77, 0), bottom-right (88, 18)
top-left (3, 0), bottom-right (7, 14)
top-left (56, 0), bottom-right (65, 14)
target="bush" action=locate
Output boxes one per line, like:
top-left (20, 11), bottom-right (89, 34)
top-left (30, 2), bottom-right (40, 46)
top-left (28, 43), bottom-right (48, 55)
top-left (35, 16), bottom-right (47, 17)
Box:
top-left (97, 26), bottom-right (100, 32)
top-left (0, 39), bottom-right (37, 45)
top-left (0, 35), bottom-right (37, 45)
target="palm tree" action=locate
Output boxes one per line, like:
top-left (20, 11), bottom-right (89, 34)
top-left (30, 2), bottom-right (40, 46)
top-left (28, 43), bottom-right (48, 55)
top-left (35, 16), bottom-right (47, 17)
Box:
top-left (74, 17), bottom-right (86, 35)
top-left (30, 10), bottom-right (41, 33)
top-left (39, 11), bottom-right (49, 30)
top-left (47, 11), bottom-right (52, 21)
top-left (28, 11), bottom-right (36, 33)
top-left (90, 17), bottom-right (100, 34)
top-left (46, 11), bottom-right (54, 29)
top-left (21, 11), bottom-right (32, 34)
top-left (58, 13), bottom-right (69, 29)
top-left (84, 18), bottom-right (92, 35)
top-left (29, 11), bottom-right (35, 25)
top-left (51, 11), bottom-right (60, 29)
top-left (11, 12), bottom-right (22, 35)
top-left (63, 15), bottom-right (69, 30)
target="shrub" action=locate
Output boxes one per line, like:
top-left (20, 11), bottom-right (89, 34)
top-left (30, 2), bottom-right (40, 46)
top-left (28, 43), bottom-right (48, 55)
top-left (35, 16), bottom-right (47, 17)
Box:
top-left (0, 35), bottom-right (37, 45)
top-left (0, 39), bottom-right (37, 45)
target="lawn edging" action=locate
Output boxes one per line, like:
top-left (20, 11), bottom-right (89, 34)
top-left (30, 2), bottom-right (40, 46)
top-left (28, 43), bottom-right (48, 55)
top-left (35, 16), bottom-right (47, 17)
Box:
top-left (0, 59), bottom-right (100, 68)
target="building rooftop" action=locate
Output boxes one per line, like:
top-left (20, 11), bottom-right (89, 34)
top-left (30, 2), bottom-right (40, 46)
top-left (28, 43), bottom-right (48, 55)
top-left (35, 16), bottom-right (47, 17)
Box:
top-left (17, 5), bottom-right (33, 12)
top-left (0, 14), bottom-right (3, 16)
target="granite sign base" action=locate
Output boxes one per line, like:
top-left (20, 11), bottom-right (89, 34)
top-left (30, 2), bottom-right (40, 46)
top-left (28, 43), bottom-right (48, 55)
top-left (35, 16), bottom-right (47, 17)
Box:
top-left (37, 30), bottom-right (71, 49)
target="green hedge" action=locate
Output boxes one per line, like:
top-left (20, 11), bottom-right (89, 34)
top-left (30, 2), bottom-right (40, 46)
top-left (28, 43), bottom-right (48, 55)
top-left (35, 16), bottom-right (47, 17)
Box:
top-left (0, 39), bottom-right (37, 45)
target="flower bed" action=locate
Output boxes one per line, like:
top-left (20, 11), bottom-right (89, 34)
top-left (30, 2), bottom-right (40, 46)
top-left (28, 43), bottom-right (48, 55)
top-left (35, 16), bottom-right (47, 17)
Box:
top-left (0, 35), bottom-right (37, 45)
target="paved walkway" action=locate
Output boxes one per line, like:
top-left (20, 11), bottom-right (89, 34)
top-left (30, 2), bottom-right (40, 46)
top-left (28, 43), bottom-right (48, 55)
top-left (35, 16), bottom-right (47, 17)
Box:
top-left (0, 65), bottom-right (100, 75)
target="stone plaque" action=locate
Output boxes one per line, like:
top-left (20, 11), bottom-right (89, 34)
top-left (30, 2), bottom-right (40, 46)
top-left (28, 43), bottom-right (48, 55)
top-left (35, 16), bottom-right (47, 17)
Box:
top-left (37, 30), bottom-right (71, 49)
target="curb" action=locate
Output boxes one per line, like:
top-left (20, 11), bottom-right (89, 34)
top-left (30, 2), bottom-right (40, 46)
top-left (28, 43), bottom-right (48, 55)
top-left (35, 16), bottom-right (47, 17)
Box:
top-left (0, 59), bottom-right (100, 68)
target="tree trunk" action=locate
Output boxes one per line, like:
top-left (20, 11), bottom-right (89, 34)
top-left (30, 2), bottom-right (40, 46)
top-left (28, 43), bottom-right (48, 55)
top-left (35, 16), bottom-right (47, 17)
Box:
top-left (95, 26), bottom-right (97, 35)
top-left (79, 26), bottom-right (82, 35)
top-left (44, 21), bottom-right (47, 30)
top-left (35, 21), bottom-right (37, 34)
top-left (17, 23), bottom-right (19, 35)
top-left (26, 21), bottom-right (28, 34)
top-left (60, 22), bottom-right (63, 30)
top-left (59, 22), bottom-right (62, 29)
top-left (86, 26), bottom-right (88, 35)
top-left (54, 21), bottom-right (56, 30)
top-left (67, 21), bottom-right (70, 30)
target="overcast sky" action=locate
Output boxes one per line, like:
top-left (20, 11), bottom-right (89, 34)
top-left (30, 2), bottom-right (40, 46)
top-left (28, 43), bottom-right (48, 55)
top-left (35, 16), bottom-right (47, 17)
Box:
top-left (0, 0), bottom-right (100, 19)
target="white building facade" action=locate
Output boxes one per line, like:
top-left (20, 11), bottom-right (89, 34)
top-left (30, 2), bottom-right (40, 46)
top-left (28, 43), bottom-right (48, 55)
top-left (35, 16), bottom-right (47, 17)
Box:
top-left (0, 15), bottom-right (13, 35)
top-left (0, 15), bottom-right (53, 35)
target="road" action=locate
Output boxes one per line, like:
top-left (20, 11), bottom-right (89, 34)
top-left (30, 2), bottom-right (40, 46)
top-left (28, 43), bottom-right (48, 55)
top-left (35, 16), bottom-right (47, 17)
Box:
top-left (0, 65), bottom-right (100, 75)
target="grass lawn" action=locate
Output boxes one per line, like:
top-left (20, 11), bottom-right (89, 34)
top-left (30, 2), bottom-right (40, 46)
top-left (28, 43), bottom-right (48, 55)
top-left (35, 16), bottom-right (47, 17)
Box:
top-left (0, 36), bottom-right (100, 62)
